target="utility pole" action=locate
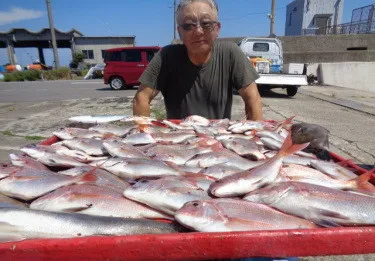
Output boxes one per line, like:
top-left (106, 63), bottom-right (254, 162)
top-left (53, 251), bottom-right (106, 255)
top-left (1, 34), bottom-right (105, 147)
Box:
top-left (46, 0), bottom-right (60, 68)
top-left (173, 0), bottom-right (177, 40)
top-left (269, 0), bottom-right (276, 37)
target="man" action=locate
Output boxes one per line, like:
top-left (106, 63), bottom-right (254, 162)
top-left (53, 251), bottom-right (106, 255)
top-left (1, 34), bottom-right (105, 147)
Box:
top-left (133, 0), bottom-right (262, 121)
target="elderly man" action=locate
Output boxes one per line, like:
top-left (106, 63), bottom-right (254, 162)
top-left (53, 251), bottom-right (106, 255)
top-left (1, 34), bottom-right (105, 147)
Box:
top-left (133, 0), bottom-right (262, 120)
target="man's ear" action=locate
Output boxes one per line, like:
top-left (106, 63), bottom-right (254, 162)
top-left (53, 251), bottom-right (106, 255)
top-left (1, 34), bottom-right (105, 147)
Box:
top-left (177, 26), bottom-right (183, 40)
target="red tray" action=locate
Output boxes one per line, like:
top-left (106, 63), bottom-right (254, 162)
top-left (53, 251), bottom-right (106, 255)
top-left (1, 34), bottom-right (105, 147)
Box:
top-left (1, 134), bottom-right (373, 260)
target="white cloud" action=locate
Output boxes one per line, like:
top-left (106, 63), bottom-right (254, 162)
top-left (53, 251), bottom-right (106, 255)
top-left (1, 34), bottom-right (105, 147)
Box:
top-left (0, 7), bottom-right (44, 26)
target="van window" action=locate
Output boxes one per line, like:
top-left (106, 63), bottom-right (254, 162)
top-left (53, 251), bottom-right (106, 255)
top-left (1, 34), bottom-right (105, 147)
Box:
top-left (253, 43), bottom-right (269, 52)
top-left (121, 50), bottom-right (142, 62)
top-left (104, 51), bottom-right (121, 62)
top-left (146, 50), bottom-right (158, 62)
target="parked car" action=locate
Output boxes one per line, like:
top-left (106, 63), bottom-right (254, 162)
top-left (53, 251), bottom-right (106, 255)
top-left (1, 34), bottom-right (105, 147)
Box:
top-left (104, 46), bottom-right (161, 90)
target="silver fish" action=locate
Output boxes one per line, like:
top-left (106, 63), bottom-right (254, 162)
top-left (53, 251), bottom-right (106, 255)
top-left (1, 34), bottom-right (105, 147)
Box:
top-left (0, 167), bottom-right (96, 201)
top-left (124, 178), bottom-right (211, 215)
top-left (30, 184), bottom-right (170, 219)
top-left (103, 140), bottom-right (149, 159)
top-left (0, 208), bottom-right (183, 242)
top-left (175, 198), bottom-right (318, 232)
top-left (62, 138), bottom-right (106, 156)
top-left (0, 193), bottom-right (28, 208)
top-left (89, 123), bottom-right (135, 136)
top-left (209, 133), bottom-right (309, 197)
top-left (244, 181), bottom-right (375, 226)
top-left (90, 157), bottom-right (181, 179)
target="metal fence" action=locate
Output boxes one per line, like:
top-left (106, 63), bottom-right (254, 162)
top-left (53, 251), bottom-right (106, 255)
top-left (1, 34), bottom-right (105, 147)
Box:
top-left (303, 4), bottom-right (375, 35)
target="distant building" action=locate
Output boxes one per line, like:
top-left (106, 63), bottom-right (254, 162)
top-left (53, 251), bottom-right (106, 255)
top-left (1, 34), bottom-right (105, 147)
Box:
top-left (285, 0), bottom-right (344, 36)
top-left (73, 36), bottom-right (135, 65)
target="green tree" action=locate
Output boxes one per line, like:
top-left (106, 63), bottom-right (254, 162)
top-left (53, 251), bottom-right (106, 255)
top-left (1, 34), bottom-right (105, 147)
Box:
top-left (69, 52), bottom-right (85, 68)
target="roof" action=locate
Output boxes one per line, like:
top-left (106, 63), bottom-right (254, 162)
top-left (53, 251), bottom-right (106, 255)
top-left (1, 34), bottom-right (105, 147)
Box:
top-left (0, 28), bottom-right (83, 37)
top-left (76, 36), bottom-right (135, 39)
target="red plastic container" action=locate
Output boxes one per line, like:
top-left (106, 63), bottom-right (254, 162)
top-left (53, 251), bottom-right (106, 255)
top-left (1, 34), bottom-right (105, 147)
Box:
top-left (0, 134), bottom-right (373, 260)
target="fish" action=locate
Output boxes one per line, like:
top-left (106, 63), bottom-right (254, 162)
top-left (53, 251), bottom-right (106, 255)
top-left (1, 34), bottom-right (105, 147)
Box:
top-left (9, 153), bottom-right (50, 170)
top-left (68, 115), bottom-right (129, 123)
top-left (0, 208), bottom-right (184, 242)
top-left (175, 198), bottom-right (318, 232)
top-left (121, 133), bottom-right (156, 145)
top-left (179, 115), bottom-right (211, 126)
top-left (20, 145), bottom-right (87, 167)
top-left (185, 149), bottom-right (264, 169)
top-left (0, 163), bottom-right (21, 179)
top-left (209, 133), bottom-right (309, 197)
top-left (260, 137), bottom-right (317, 158)
top-left (279, 164), bottom-right (375, 192)
top-left (145, 144), bottom-right (210, 165)
top-left (30, 184), bottom-right (170, 220)
top-left (53, 127), bottom-right (112, 140)
top-left (0, 193), bottom-right (28, 208)
top-left (221, 138), bottom-right (266, 160)
top-left (90, 157), bottom-right (181, 179)
top-left (201, 164), bottom-right (243, 180)
top-left (62, 138), bottom-right (107, 156)
top-left (0, 167), bottom-right (96, 201)
top-left (89, 123), bottom-right (135, 136)
top-left (162, 120), bottom-right (194, 130)
top-left (123, 177), bottom-right (211, 215)
top-left (103, 140), bottom-right (150, 159)
top-left (244, 181), bottom-right (375, 226)
top-left (151, 132), bottom-right (197, 144)
top-left (310, 159), bottom-right (359, 180)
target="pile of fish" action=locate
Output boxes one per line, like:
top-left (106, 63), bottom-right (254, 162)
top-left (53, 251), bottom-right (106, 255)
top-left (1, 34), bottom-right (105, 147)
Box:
top-left (0, 115), bottom-right (374, 242)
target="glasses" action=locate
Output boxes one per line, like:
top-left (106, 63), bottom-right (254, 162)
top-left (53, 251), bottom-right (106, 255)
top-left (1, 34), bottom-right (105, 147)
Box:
top-left (179, 21), bottom-right (218, 32)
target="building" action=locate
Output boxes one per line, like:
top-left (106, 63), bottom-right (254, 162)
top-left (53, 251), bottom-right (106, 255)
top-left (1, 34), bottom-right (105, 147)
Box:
top-left (285, 0), bottom-right (344, 36)
top-left (73, 36), bottom-right (135, 64)
top-left (0, 28), bottom-right (135, 66)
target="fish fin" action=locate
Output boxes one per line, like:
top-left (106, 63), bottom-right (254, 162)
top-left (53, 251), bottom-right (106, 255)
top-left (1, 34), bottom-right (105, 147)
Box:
top-left (336, 159), bottom-right (353, 168)
top-left (355, 169), bottom-right (375, 193)
top-left (137, 124), bottom-right (149, 133)
top-left (309, 207), bottom-right (350, 223)
top-left (64, 204), bottom-right (93, 212)
top-left (314, 220), bottom-right (342, 228)
top-left (273, 116), bottom-right (295, 132)
top-left (278, 133), bottom-right (309, 157)
top-left (12, 176), bottom-right (40, 181)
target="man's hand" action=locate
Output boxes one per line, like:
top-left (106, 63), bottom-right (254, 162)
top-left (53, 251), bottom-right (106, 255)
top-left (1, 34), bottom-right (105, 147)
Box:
top-left (133, 84), bottom-right (159, 117)
top-left (238, 82), bottom-right (263, 121)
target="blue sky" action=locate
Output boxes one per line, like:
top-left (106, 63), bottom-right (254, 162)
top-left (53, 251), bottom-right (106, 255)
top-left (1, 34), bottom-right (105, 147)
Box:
top-left (0, 0), bottom-right (374, 67)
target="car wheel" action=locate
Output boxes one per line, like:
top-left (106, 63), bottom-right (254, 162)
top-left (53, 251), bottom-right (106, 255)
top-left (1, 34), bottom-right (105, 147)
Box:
top-left (109, 77), bottom-right (125, 90)
top-left (287, 86), bottom-right (298, 97)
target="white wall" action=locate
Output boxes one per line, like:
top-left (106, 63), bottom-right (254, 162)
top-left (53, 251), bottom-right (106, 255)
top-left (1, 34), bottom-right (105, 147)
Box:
top-left (318, 62), bottom-right (375, 92)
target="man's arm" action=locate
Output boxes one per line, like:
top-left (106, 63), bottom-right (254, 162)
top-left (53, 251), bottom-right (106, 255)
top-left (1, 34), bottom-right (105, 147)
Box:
top-left (238, 82), bottom-right (263, 121)
top-left (133, 84), bottom-right (160, 117)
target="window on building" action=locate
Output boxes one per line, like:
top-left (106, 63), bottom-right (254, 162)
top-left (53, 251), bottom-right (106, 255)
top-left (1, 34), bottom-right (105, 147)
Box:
top-left (121, 50), bottom-right (142, 62)
top-left (82, 50), bottom-right (94, 59)
top-left (253, 43), bottom-right (269, 52)
top-left (101, 50), bottom-right (106, 59)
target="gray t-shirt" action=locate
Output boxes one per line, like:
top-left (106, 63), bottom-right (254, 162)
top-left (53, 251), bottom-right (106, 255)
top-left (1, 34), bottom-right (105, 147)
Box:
top-left (139, 41), bottom-right (259, 119)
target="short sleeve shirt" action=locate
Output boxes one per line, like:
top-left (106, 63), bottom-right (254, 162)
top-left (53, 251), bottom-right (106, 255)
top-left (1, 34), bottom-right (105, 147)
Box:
top-left (139, 41), bottom-right (259, 119)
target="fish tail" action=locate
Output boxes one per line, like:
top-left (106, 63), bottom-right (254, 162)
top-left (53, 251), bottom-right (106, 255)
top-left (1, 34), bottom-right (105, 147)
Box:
top-left (278, 133), bottom-right (309, 157)
top-left (355, 168), bottom-right (375, 193)
top-left (274, 116), bottom-right (295, 132)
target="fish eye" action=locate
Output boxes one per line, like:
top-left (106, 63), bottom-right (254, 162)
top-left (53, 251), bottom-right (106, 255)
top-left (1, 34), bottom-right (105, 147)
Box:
top-left (192, 202), bottom-right (199, 207)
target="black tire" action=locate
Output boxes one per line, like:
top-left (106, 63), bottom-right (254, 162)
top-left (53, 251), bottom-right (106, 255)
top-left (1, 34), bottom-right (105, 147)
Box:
top-left (286, 86), bottom-right (298, 97)
top-left (109, 77), bottom-right (125, 90)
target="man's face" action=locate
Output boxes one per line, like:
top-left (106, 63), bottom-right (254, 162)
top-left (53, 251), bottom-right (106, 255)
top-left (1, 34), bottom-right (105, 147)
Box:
top-left (177, 2), bottom-right (221, 56)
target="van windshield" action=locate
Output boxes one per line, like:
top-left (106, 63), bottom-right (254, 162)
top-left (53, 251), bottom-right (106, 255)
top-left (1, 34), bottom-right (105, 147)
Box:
top-left (253, 43), bottom-right (269, 52)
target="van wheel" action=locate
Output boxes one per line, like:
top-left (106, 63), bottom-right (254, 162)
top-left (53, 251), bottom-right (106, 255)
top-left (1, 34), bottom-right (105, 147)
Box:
top-left (287, 86), bottom-right (298, 97)
top-left (109, 77), bottom-right (125, 90)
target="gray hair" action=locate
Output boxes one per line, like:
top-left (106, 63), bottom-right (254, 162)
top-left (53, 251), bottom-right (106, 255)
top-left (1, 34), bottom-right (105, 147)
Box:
top-left (176, 0), bottom-right (219, 23)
